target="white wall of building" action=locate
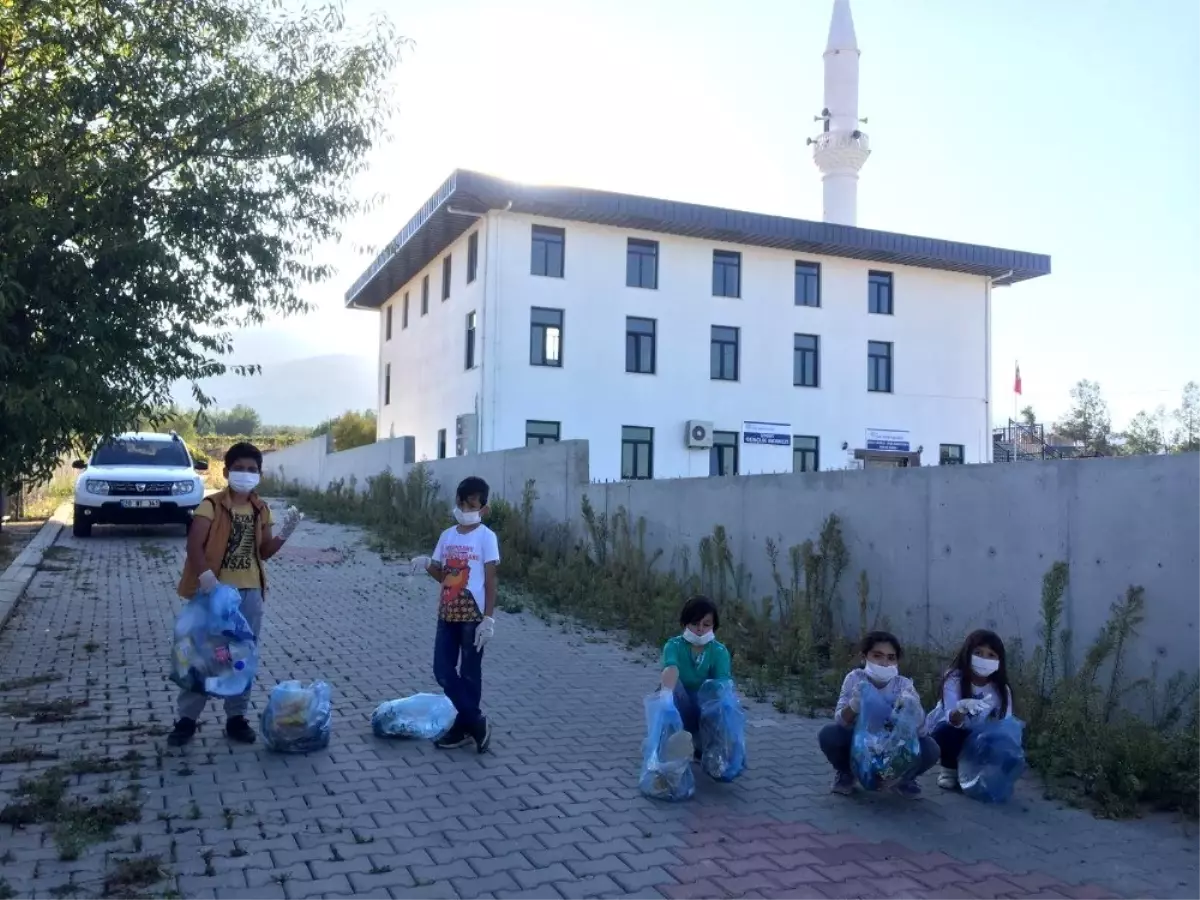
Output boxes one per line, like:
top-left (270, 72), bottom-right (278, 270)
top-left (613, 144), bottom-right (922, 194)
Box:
top-left (477, 212), bottom-right (991, 481)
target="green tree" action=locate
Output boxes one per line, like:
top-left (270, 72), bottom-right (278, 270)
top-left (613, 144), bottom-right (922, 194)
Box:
top-left (1120, 407), bottom-right (1167, 456)
top-left (0, 0), bottom-right (400, 489)
top-left (1019, 405), bottom-right (1037, 426)
top-left (1056, 380), bottom-right (1114, 456)
top-left (330, 410), bottom-right (377, 452)
top-left (212, 405), bottom-right (262, 437)
top-left (1172, 381), bottom-right (1200, 453)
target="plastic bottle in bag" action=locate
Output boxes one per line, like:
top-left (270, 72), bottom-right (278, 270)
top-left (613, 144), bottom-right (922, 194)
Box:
top-left (698, 679), bottom-right (747, 782)
top-left (638, 689), bottom-right (696, 802)
top-left (958, 717), bottom-right (1026, 803)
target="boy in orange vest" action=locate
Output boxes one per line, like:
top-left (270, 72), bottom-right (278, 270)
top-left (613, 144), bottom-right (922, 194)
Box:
top-left (169, 442), bottom-right (301, 747)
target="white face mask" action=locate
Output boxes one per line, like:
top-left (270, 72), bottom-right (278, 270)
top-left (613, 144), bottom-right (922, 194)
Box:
top-left (864, 661), bottom-right (898, 683)
top-left (227, 472), bottom-right (260, 495)
top-left (971, 654), bottom-right (1000, 677)
top-left (682, 627), bottom-right (715, 646)
top-left (453, 507), bottom-right (481, 526)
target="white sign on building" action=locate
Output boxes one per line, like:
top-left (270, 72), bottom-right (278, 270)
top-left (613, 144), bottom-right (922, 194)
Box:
top-left (743, 421), bottom-right (791, 447)
top-left (865, 428), bottom-right (910, 452)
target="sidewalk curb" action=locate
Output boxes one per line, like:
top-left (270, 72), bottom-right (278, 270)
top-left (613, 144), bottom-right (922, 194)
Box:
top-left (0, 502), bottom-right (71, 633)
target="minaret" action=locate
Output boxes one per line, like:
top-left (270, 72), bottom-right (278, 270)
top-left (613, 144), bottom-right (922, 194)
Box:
top-left (810, 0), bottom-right (870, 226)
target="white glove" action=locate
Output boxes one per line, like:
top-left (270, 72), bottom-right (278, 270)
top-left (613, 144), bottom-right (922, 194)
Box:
top-left (198, 569), bottom-right (219, 593)
top-left (848, 682), bottom-right (864, 713)
top-left (410, 555), bottom-right (432, 575)
top-left (474, 616), bottom-right (495, 652)
top-left (279, 506), bottom-right (304, 540)
top-left (956, 698), bottom-right (990, 717)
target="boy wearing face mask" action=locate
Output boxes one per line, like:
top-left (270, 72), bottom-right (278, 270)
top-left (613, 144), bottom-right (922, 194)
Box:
top-left (659, 596), bottom-right (732, 761)
top-left (168, 442), bottom-right (302, 747)
top-left (818, 631), bottom-right (940, 796)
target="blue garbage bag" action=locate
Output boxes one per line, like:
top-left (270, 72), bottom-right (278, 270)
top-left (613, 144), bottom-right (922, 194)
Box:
top-left (698, 679), bottom-right (747, 782)
top-left (958, 717), bottom-right (1026, 803)
top-left (169, 585), bottom-right (257, 697)
top-left (261, 681), bottom-right (332, 753)
top-left (638, 689), bottom-right (696, 802)
top-left (851, 683), bottom-right (924, 791)
top-left (371, 693), bottom-right (457, 740)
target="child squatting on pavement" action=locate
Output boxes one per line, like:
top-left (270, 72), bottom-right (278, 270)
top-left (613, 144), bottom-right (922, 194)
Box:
top-left (659, 595), bottom-right (733, 761)
top-left (168, 442), bottom-right (302, 747)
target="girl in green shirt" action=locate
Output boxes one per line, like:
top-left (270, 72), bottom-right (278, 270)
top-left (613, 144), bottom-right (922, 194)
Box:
top-left (659, 595), bottom-right (733, 759)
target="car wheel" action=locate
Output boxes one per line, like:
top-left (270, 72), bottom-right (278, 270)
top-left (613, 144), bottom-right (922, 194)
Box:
top-left (72, 512), bottom-right (93, 538)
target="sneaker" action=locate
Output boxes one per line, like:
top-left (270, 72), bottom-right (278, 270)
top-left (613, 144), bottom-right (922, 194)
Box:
top-left (434, 723), bottom-right (472, 750)
top-left (225, 716), bottom-right (257, 744)
top-left (830, 771), bottom-right (855, 795)
top-left (937, 769), bottom-right (961, 791)
top-left (471, 717), bottom-right (493, 754)
top-left (166, 718), bottom-right (197, 748)
top-left (894, 780), bottom-right (922, 798)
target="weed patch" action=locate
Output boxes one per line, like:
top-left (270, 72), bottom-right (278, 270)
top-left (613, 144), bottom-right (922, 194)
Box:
top-left (0, 697), bottom-right (89, 723)
top-left (102, 855), bottom-right (167, 898)
top-left (0, 746), bottom-right (59, 764)
top-left (0, 673), bottom-right (62, 692)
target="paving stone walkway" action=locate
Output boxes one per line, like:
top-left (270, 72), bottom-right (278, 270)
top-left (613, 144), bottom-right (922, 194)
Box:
top-left (0, 507), bottom-right (1195, 899)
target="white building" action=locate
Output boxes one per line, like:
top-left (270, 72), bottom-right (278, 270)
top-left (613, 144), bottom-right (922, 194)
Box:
top-left (347, 0), bottom-right (1050, 482)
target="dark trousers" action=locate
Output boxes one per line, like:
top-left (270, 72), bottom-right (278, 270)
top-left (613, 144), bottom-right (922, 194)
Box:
top-left (818, 722), bottom-right (940, 781)
top-left (931, 723), bottom-right (970, 768)
top-left (671, 682), bottom-right (702, 752)
top-left (433, 619), bottom-right (484, 728)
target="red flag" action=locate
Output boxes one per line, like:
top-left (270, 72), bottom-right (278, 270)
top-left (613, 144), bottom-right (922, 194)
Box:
top-left (1014, 363), bottom-right (1023, 395)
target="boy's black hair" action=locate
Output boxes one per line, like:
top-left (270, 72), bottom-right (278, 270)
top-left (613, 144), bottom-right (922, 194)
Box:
top-left (942, 629), bottom-right (1010, 717)
top-left (860, 630), bottom-right (903, 659)
top-left (456, 476), bottom-right (490, 507)
top-left (224, 442), bottom-right (263, 471)
top-left (679, 595), bottom-right (720, 630)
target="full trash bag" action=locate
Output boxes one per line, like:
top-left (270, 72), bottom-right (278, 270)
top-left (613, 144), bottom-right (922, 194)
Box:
top-left (261, 681), bottom-right (333, 753)
top-left (958, 717), bottom-right (1026, 803)
top-left (851, 683), bottom-right (924, 790)
top-left (638, 689), bottom-right (696, 802)
top-left (169, 585), bottom-right (258, 697)
top-left (371, 693), bottom-right (457, 740)
top-left (698, 679), bottom-right (747, 782)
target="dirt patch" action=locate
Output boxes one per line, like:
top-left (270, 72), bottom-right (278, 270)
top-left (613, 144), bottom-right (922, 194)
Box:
top-left (103, 855), bottom-right (169, 898)
top-left (0, 520), bottom-right (43, 570)
top-left (0, 672), bottom-right (62, 692)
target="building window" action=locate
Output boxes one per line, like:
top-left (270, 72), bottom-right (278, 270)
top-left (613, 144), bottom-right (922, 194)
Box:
top-left (868, 340), bottom-right (893, 393)
top-left (710, 325), bottom-right (739, 381)
top-left (793, 435), bottom-right (820, 472)
top-left (626, 238), bottom-right (658, 289)
top-left (940, 444), bottom-right (965, 465)
top-left (621, 426), bottom-right (654, 480)
top-left (710, 431), bottom-right (739, 477)
top-left (712, 250), bottom-right (741, 298)
top-left (625, 317), bottom-right (656, 374)
top-left (385, 305), bottom-right (393, 341)
top-left (402, 293), bottom-right (409, 329)
top-left (465, 311), bottom-right (477, 370)
top-left (869, 270), bottom-right (893, 315)
top-left (530, 307), bottom-right (564, 367)
top-left (525, 420), bottom-right (561, 447)
top-left (437, 429), bottom-right (447, 460)
top-left (421, 274), bottom-right (429, 315)
top-left (793, 333), bottom-right (820, 388)
top-left (531, 225), bottom-right (565, 278)
top-left (467, 231), bottom-right (479, 283)
top-left (383, 363), bottom-right (391, 406)
top-left (442, 255), bottom-right (452, 301)
top-left (795, 261), bottom-right (821, 307)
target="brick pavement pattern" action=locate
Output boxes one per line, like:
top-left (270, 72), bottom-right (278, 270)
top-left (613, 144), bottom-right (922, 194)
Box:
top-left (0, 508), bottom-right (1196, 899)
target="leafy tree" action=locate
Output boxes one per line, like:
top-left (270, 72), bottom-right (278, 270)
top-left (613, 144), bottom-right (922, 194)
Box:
top-left (1173, 381), bottom-right (1200, 453)
top-left (1121, 407), bottom-right (1167, 456)
top-left (330, 409), bottom-right (377, 451)
top-left (0, 0), bottom-right (400, 490)
top-left (1019, 405), bottom-right (1037, 426)
top-left (1056, 380), bottom-right (1114, 456)
top-left (212, 405), bottom-right (262, 437)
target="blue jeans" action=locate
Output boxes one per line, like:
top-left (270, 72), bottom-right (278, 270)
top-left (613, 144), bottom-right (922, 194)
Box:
top-left (818, 721), bottom-right (940, 781)
top-left (433, 620), bottom-right (484, 728)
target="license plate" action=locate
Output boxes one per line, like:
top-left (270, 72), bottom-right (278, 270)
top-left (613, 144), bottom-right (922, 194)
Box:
top-left (120, 499), bottom-right (161, 509)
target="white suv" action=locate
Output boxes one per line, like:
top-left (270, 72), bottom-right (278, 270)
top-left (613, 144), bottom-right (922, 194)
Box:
top-left (72, 432), bottom-right (208, 537)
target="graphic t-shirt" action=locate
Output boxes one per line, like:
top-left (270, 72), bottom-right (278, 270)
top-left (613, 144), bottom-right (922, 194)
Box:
top-left (432, 524), bottom-right (500, 622)
top-left (195, 498), bottom-right (274, 590)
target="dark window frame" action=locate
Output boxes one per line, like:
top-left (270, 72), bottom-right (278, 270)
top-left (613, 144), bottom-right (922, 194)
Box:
top-left (793, 435), bottom-right (820, 472)
top-left (525, 420), bottom-right (561, 447)
top-left (869, 270), bottom-right (894, 315)
top-left (940, 444), bottom-right (965, 465)
top-left (626, 238), bottom-right (659, 289)
top-left (385, 305), bottom-right (393, 341)
top-left (795, 261), bottom-right (821, 307)
top-left (868, 340), bottom-right (894, 393)
top-left (712, 249), bottom-right (741, 298)
top-left (437, 428), bottom-right (447, 460)
top-left (465, 311), bottom-right (477, 370)
top-left (421, 275), bottom-right (429, 315)
top-left (442, 255), bottom-right (452, 301)
top-left (710, 430), bottom-right (739, 477)
top-left (467, 231), bottom-right (479, 283)
top-left (625, 316), bottom-right (657, 374)
top-left (402, 292), bottom-right (410, 328)
top-left (621, 426), bottom-right (654, 480)
top-left (710, 325), bottom-right (740, 381)
top-left (531, 224), bottom-right (565, 278)
top-left (793, 333), bottom-right (820, 388)
top-left (383, 363), bottom-right (391, 406)
top-left (530, 307), bottom-right (564, 367)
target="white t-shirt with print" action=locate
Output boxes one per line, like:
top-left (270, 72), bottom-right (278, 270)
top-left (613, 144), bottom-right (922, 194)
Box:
top-left (432, 524), bottom-right (500, 613)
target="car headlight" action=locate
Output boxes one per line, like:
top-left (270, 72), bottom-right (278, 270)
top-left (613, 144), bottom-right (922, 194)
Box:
top-left (86, 479), bottom-right (111, 495)
top-left (172, 480), bottom-right (198, 495)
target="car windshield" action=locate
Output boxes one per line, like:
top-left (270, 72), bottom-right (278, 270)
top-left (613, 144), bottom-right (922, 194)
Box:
top-left (91, 439), bottom-right (191, 468)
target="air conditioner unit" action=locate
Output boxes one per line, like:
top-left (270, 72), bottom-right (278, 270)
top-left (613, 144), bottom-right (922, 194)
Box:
top-left (685, 420), bottom-right (714, 449)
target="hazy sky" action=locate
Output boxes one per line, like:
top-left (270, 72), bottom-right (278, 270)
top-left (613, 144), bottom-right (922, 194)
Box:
top-left (260, 0), bottom-right (1200, 429)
